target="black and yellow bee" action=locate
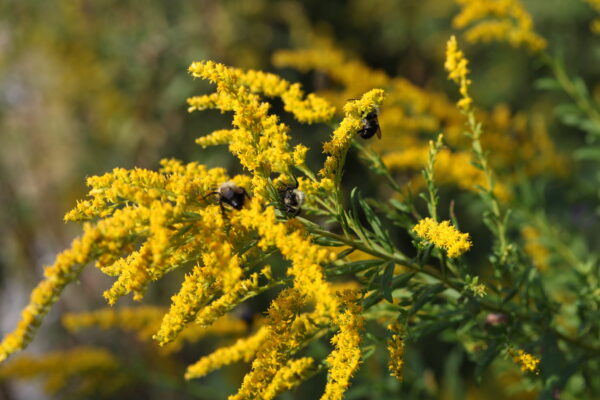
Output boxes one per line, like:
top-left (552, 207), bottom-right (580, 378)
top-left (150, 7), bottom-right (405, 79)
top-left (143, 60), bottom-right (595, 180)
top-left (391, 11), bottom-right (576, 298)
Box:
top-left (357, 109), bottom-right (381, 139)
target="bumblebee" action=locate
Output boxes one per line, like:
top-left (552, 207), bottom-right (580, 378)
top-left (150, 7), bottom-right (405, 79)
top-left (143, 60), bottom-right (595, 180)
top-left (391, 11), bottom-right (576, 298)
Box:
top-left (357, 109), bottom-right (381, 139)
top-left (278, 179), bottom-right (305, 217)
top-left (206, 181), bottom-right (249, 212)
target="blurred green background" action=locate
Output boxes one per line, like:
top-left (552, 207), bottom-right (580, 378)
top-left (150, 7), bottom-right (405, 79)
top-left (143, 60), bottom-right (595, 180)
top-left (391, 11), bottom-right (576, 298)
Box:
top-left (1, 0), bottom-right (599, 399)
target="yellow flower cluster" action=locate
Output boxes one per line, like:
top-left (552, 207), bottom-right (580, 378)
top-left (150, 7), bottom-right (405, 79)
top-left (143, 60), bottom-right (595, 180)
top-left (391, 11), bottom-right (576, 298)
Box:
top-left (0, 228), bottom-right (97, 363)
top-left (453, 0), bottom-right (547, 51)
top-left (445, 35), bottom-right (472, 112)
top-left (62, 306), bottom-right (247, 354)
top-left (262, 357), bottom-right (315, 400)
top-left (0, 55), bottom-right (394, 398)
top-left (235, 199), bottom-right (339, 318)
top-left (387, 323), bottom-right (406, 381)
top-left (188, 60), bottom-right (333, 201)
top-left (321, 89), bottom-right (385, 182)
top-left (230, 289), bottom-right (321, 399)
top-left (511, 349), bottom-right (540, 373)
top-left (0, 160), bottom-right (254, 361)
top-left (273, 36), bottom-right (389, 110)
top-left (185, 326), bottom-right (269, 379)
top-left (413, 218), bottom-right (472, 258)
top-left (0, 347), bottom-right (127, 396)
top-left (272, 38), bottom-right (567, 199)
top-left (382, 145), bottom-right (510, 201)
top-left (322, 290), bottom-right (364, 400)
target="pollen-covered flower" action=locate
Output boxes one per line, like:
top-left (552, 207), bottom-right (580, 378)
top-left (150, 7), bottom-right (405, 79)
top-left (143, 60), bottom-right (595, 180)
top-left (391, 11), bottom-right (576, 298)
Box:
top-left (413, 217), bottom-right (472, 257)
top-left (444, 36), bottom-right (472, 112)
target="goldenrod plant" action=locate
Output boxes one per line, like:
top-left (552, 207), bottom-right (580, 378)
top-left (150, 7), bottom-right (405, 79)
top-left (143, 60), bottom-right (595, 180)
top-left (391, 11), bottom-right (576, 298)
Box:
top-left (1, 0), bottom-right (600, 399)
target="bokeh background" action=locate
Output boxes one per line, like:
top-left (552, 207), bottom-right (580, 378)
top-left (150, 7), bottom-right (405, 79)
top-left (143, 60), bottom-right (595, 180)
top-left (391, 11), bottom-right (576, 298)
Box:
top-left (1, 0), bottom-right (599, 399)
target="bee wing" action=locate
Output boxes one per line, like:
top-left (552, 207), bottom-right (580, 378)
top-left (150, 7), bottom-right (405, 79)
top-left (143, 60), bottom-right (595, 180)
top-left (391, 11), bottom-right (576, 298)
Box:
top-left (376, 126), bottom-right (382, 139)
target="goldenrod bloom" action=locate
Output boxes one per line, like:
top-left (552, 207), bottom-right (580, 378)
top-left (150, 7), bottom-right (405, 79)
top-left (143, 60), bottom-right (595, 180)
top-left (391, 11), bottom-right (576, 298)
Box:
top-left (188, 61), bottom-right (331, 201)
top-left (274, 38), bottom-right (565, 196)
top-left (230, 289), bottom-right (320, 400)
top-left (185, 326), bottom-right (269, 379)
top-left (444, 36), bottom-right (472, 112)
top-left (413, 217), bottom-right (472, 258)
top-left (62, 306), bottom-right (247, 354)
top-left (262, 357), bottom-right (315, 400)
top-left (511, 349), bottom-right (540, 373)
top-left (272, 36), bottom-right (388, 109)
top-left (387, 323), bottom-right (405, 380)
top-left (321, 89), bottom-right (385, 181)
top-left (453, 0), bottom-right (547, 51)
top-left (0, 225), bottom-right (99, 362)
top-left (322, 290), bottom-right (364, 400)
top-left (0, 347), bottom-right (126, 396)
top-left (235, 199), bottom-right (339, 318)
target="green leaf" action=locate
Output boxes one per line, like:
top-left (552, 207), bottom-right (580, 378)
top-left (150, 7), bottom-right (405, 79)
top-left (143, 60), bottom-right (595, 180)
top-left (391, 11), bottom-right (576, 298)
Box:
top-left (359, 196), bottom-right (394, 253)
top-left (409, 284), bottom-right (445, 316)
top-left (330, 259), bottom-right (385, 276)
top-left (380, 262), bottom-right (395, 303)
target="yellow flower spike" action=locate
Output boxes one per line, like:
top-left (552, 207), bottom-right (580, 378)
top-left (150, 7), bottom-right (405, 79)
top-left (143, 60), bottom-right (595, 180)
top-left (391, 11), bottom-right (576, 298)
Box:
top-left (387, 323), bottom-right (406, 381)
top-left (272, 38), bottom-right (389, 109)
top-left (0, 223), bottom-right (105, 362)
top-left (195, 129), bottom-right (237, 147)
top-left (235, 200), bottom-right (339, 318)
top-left (190, 63), bottom-right (335, 124)
top-left (185, 326), bottom-right (270, 380)
top-left (321, 290), bottom-right (364, 400)
top-left (153, 264), bottom-right (218, 346)
top-left (230, 289), bottom-right (320, 400)
top-left (320, 89), bottom-right (385, 182)
top-left (453, 0), bottom-right (547, 52)
top-left (511, 349), bottom-right (540, 374)
top-left (63, 306), bottom-right (247, 355)
top-left (62, 306), bottom-right (164, 340)
top-left (194, 273), bottom-right (259, 328)
top-left (413, 217), bottom-right (472, 258)
top-left (262, 357), bottom-right (315, 400)
top-left (0, 347), bottom-right (126, 397)
top-left (444, 36), bottom-right (473, 113)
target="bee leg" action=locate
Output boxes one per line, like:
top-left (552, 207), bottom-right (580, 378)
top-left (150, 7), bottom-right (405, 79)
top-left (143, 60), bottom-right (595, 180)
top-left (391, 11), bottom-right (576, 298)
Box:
top-left (201, 191), bottom-right (219, 202)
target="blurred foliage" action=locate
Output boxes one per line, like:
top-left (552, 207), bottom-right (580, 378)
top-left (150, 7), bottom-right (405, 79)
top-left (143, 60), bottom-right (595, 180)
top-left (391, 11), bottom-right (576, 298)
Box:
top-left (1, 0), bottom-right (600, 399)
